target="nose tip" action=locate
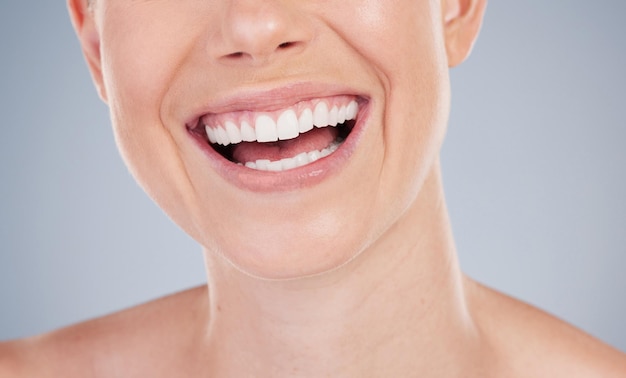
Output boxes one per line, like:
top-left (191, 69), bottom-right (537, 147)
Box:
top-left (214, 2), bottom-right (312, 64)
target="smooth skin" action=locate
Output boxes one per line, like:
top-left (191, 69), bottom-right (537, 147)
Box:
top-left (2, 0), bottom-right (626, 376)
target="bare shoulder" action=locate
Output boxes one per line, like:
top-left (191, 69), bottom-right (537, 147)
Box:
top-left (0, 285), bottom-right (208, 378)
top-left (0, 340), bottom-right (25, 377)
top-left (466, 278), bottom-right (626, 378)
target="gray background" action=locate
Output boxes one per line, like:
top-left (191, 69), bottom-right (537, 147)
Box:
top-left (1, 2), bottom-right (624, 352)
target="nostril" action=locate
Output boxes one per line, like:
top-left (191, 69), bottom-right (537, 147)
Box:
top-left (223, 42), bottom-right (298, 61)
top-left (227, 51), bottom-right (245, 59)
top-left (278, 41), bottom-right (294, 49)
top-left (223, 42), bottom-right (295, 60)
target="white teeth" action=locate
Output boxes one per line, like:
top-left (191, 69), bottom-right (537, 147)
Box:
top-left (242, 139), bottom-right (343, 172)
top-left (281, 157), bottom-right (297, 170)
top-left (346, 100), bottom-right (358, 120)
top-left (217, 126), bottom-right (229, 146)
top-left (298, 108), bottom-right (314, 133)
top-left (313, 102), bottom-right (329, 127)
top-left (337, 105), bottom-right (347, 124)
top-left (203, 99), bottom-right (359, 148)
top-left (225, 121), bottom-right (242, 144)
top-left (241, 120), bottom-right (256, 142)
top-left (276, 109), bottom-right (299, 140)
top-left (256, 159), bottom-right (270, 171)
top-left (308, 150), bottom-right (321, 162)
top-left (294, 152), bottom-right (309, 167)
top-left (205, 125), bottom-right (217, 144)
top-left (255, 115), bottom-right (278, 143)
top-left (267, 160), bottom-right (283, 172)
top-left (328, 106), bottom-right (338, 127)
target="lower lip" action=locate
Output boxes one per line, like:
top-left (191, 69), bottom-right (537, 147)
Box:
top-left (188, 101), bottom-right (370, 193)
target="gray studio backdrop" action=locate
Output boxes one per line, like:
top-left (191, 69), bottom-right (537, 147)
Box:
top-left (1, 2), bottom-right (625, 351)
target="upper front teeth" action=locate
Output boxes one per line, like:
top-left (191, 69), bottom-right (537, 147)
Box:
top-left (205, 100), bottom-right (358, 146)
top-left (255, 115), bottom-right (278, 143)
top-left (277, 110), bottom-right (299, 140)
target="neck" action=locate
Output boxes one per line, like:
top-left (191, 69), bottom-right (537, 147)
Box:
top-left (201, 161), bottom-right (483, 377)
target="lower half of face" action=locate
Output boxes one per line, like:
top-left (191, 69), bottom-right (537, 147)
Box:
top-left (100, 0), bottom-right (450, 279)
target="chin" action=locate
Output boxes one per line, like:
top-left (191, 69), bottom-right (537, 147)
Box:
top-left (205, 221), bottom-right (369, 281)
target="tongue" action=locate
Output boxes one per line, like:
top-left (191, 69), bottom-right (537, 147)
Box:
top-left (232, 127), bottom-right (338, 164)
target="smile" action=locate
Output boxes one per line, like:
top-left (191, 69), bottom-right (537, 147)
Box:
top-left (193, 95), bottom-right (360, 172)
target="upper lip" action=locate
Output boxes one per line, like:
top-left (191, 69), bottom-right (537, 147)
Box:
top-left (184, 81), bottom-right (369, 128)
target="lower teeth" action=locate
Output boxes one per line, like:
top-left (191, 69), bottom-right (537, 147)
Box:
top-left (241, 139), bottom-right (343, 172)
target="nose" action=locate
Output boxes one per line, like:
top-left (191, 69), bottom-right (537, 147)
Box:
top-left (211, 0), bottom-right (313, 64)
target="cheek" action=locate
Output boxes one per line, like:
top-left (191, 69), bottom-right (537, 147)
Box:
top-left (98, 3), bottom-right (206, 106)
top-left (326, 0), bottom-right (450, 162)
top-left (96, 5), bottom-right (216, 238)
top-left (338, 4), bottom-right (450, 216)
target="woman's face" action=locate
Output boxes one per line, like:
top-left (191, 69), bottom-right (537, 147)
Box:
top-left (83, 0), bottom-right (456, 279)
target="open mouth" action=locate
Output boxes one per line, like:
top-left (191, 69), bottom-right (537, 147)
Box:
top-left (188, 96), bottom-right (362, 172)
